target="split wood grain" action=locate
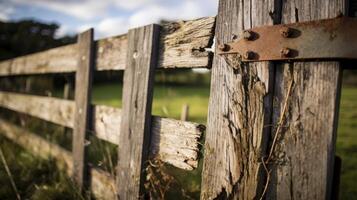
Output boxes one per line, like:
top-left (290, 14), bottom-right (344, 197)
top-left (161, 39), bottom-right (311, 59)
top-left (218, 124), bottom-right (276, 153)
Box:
top-left (0, 91), bottom-right (203, 170)
top-left (266, 1), bottom-right (345, 199)
top-left (201, 0), bottom-right (275, 199)
top-left (116, 24), bottom-right (160, 199)
top-left (0, 17), bottom-right (215, 76)
top-left (72, 29), bottom-right (94, 189)
top-left (0, 118), bottom-right (117, 200)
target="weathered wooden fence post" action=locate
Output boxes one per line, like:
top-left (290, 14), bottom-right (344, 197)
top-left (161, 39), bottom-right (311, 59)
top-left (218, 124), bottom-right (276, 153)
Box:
top-left (201, 0), bottom-right (276, 199)
top-left (181, 104), bottom-right (189, 121)
top-left (201, 0), bottom-right (345, 199)
top-left (116, 24), bottom-right (160, 199)
top-left (72, 29), bottom-right (94, 190)
top-left (266, 1), bottom-right (344, 200)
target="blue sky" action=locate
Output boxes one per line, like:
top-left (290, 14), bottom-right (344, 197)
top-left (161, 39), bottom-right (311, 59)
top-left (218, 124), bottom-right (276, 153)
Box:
top-left (0, 0), bottom-right (218, 39)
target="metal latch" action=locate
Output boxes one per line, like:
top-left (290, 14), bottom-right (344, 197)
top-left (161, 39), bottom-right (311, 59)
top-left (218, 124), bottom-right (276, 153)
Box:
top-left (217, 17), bottom-right (357, 62)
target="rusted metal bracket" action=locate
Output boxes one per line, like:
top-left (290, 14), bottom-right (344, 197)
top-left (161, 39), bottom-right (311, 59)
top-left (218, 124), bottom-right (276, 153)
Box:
top-left (218, 17), bottom-right (357, 61)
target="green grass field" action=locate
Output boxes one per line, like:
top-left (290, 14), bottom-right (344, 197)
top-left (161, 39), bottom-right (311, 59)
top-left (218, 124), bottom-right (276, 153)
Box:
top-left (0, 82), bottom-right (356, 199)
top-left (92, 83), bottom-right (210, 124)
top-left (336, 87), bottom-right (357, 199)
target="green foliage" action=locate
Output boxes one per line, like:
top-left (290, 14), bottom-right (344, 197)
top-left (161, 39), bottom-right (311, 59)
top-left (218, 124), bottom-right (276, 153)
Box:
top-left (0, 20), bottom-right (75, 61)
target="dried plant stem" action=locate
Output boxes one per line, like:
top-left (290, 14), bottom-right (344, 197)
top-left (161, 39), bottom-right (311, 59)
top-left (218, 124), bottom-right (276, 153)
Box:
top-left (0, 147), bottom-right (21, 200)
top-left (266, 80), bottom-right (294, 164)
top-left (259, 157), bottom-right (271, 200)
top-left (260, 80), bottom-right (294, 200)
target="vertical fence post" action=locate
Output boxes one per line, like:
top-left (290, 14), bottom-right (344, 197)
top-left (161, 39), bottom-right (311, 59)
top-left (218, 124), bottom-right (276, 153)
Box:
top-left (62, 78), bottom-right (73, 141)
top-left (266, 1), bottom-right (344, 200)
top-left (201, 0), bottom-right (276, 199)
top-left (116, 24), bottom-right (160, 199)
top-left (72, 29), bottom-right (94, 191)
top-left (180, 104), bottom-right (189, 121)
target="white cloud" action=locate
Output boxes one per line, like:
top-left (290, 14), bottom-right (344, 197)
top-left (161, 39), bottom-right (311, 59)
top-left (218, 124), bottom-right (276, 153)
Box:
top-left (11, 0), bottom-right (109, 20)
top-left (55, 25), bottom-right (71, 38)
top-left (6, 0), bottom-right (218, 38)
top-left (129, 0), bottom-right (217, 28)
top-left (114, 0), bottom-right (155, 10)
top-left (88, 0), bottom-right (217, 39)
top-left (0, 3), bottom-right (15, 21)
top-left (96, 17), bottom-right (129, 37)
top-left (76, 23), bottom-right (95, 36)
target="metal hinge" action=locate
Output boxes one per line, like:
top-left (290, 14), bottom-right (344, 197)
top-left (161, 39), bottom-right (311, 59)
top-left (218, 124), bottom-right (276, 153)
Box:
top-left (217, 17), bottom-right (357, 62)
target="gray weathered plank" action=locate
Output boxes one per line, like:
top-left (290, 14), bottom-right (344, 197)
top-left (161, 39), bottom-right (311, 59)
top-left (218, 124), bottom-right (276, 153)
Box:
top-left (158, 17), bottom-right (215, 69)
top-left (266, 1), bottom-right (345, 199)
top-left (0, 118), bottom-right (116, 200)
top-left (0, 17), bottom-right (215, 76)
top-left (201, 0), bottom-right (276, 199)
top-left (0, 91), bottom-right (203, 170)
top-left (116, 24), bottom-right (160, 199)
top-left (0, 44), bottom-right (78, 75)
top-left (72, 29), bottom-right (94, 188)
top-left (0, 91), bottom-right (74, 127)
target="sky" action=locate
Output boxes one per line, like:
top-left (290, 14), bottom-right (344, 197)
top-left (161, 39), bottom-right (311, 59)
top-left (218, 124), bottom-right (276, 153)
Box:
top-left (0, 0), bottom-right (218, 39)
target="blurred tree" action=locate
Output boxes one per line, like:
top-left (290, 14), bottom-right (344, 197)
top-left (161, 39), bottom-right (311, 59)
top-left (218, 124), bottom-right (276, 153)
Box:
top-left (0, 19), bottom-right (76, 61)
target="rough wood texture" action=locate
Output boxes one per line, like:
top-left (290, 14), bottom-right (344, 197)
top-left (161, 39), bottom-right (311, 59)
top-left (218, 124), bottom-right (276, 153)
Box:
top-left (95, 35), bottom-right (127, 71)
top-left (72, 29), bottom-right (94, 188)
top-left (150, 117), bottom-right (204, 170)
top-left (201, 0), bottom-right (275, 199)
top-left (0, 17), bottom-right (215, 76)
top-left (0, 91), bottom-right (204, 170)
top-left (116, 24), bottom-right (160, 199)
top-left (266, 1), bottom-right (344, 199)
top-left (0, 91), bottom-right (74, 127)
top-left (0, 118), bottom-right (116, 200)
top-left (0, 44), bottom-right (78, 75)
top-left (158, 17), bottom-right (215, 68)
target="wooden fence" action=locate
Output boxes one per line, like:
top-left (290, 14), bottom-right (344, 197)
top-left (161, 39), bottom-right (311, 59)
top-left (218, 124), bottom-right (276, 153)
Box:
top-left (0, 0), bottom-right (350, 199)
top-left (0, 17), bottom-right (214, 199)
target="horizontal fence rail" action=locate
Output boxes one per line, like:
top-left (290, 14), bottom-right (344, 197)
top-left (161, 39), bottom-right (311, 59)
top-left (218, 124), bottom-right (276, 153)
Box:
top-left (0, 17), bottom-right (215, 76)
top-left (0, 91), bottom-right (204, 170)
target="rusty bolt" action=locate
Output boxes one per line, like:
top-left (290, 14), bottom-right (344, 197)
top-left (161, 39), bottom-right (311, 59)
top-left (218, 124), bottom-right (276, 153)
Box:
top-left (280, 27), bottom-right (292, 38)
top-left (218, 43), bottom-right (230, 52)
top-left (243, 51), bottom-right (255, 60)
top-left (280, 48), bottom-right (291, 57)
top-left (243, 30), bottom-right (254, 40)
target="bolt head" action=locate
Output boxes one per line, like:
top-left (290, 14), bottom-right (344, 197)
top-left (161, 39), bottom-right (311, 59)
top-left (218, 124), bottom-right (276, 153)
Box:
top-left (243, 51), bottom-right (254, 60)
top-left (280, 27), bottom-right (292, 38)
top-left (243, 30), bottom-right (254, 40)
top-left (280, 48), bottom-right (291, 57)
top-left (218, 43), bottom-right (230, 51)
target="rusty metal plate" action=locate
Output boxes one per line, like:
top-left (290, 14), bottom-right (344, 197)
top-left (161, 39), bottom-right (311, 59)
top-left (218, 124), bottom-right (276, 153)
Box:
top-left (218, 17), bottom-right (357, 61)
